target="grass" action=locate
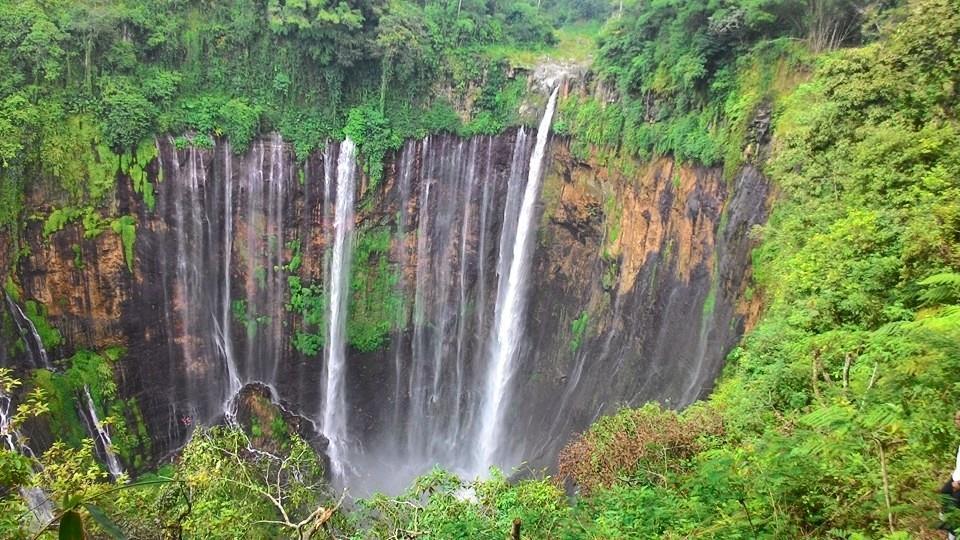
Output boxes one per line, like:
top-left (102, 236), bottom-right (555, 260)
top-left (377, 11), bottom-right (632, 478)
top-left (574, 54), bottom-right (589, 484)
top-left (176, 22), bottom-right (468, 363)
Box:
top-left (481, 21), bottom-right (601, 69)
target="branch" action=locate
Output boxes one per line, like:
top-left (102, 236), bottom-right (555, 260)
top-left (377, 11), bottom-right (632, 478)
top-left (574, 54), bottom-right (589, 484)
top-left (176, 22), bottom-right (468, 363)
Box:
top-left (811, 349), bottom-right (822, 400)
top-left (842, 352), bottom-right (852, 390)
top-left (876, 439), bottom-right (895, 533)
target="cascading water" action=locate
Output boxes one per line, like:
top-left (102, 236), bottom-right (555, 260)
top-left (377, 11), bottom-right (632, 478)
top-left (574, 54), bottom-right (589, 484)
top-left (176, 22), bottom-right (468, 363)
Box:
top-left (0, 388), bottom-right (54, 526)
top-left (359, 132), bottom-right (530, 490)
top-left (321, 138), bottom-right (357, 480)
top-left (8, 95), bottom-right (561, 494)
top-left (345, 96), bottom-right (562, 492)
top-left (81, 386), bottom-right (125, 479)
top-left (392, 141), bottom-right (415, 434)
top-left (4, 294), bottom-right (50, 369)
top-left (162, 135), bottom-right (292, 426)
top-left (3, 294), bottom-right (127, 516)
top-left (475, 86), bottom-right (560, 472)
top-left (217, 140), bottom-right (241, 420)
top-left (2, 79), bottom-right (767, 499)
top-left (2, 296), bottom-right (58, 525)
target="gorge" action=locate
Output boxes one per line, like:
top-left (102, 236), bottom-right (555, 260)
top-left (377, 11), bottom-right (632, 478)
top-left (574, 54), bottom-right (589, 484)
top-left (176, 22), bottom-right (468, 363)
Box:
top-left (3, 0), bottom-right (952, 534)
top-left (1, 80), bottom-right (767, 496)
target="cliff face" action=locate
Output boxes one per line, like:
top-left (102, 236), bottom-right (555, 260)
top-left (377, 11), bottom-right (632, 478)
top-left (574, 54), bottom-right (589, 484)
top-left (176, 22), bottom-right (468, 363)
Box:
top-left (518, 147), bottom-right (768, 464)
top-left (1, 128), bottom-right (768, 493)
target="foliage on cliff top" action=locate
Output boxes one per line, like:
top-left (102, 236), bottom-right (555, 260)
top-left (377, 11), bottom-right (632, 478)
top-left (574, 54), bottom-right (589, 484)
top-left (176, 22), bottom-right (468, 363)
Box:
top-left (0, 0), bottom-right (578, 236)
top-left (557, 0), bottom-right (906, 169)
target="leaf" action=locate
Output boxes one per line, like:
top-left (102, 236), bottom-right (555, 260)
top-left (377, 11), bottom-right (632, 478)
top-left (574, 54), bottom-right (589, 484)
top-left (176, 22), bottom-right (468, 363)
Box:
top-left (918, 272), bottom-right (960, 305)
top-left (59, 510), bottom-right (85, 540)
top-left (83, 503), bottom-right (126, 539)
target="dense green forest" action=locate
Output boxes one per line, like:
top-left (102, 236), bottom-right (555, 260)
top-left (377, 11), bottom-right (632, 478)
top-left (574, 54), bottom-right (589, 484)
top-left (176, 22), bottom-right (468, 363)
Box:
top-left (2, 0), bottom-right (960, 537)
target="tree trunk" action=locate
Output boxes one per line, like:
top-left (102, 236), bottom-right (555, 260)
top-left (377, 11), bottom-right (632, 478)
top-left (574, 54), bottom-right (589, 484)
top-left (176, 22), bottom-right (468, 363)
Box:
top-left (85, 34), bottom-right (93, 93)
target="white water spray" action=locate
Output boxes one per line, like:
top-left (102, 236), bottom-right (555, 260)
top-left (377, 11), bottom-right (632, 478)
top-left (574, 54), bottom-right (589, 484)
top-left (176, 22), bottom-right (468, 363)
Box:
top-left (217, 141), bottom-right (242, 422)
top-left (4, 293), bottom-right (50, 368)
top-left (322, 138), bottom-right (357, 480)
top-left (83, 386), bottom-right (125, 479)
top-left (475, 86), bottom-right (560, 472)
top-left (0, 389), bottom-right (54, 527)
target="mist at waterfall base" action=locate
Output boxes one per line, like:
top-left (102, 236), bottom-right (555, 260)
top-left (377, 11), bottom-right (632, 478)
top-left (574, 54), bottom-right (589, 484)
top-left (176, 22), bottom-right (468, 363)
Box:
top-left (3, 84), bottom-right (769, 497)
top-left (145, 89), bottom-right (561, 495)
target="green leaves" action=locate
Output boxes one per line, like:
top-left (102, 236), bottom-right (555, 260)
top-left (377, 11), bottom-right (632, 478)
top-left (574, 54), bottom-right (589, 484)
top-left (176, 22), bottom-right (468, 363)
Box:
top-left (344, 104), bottom-right (403, 189)
top-left (82, 503), bottom-right (126, 540)
top-left (110, 215), bottom-right (137, 272)
top-left (918, 273), bottom-right (960, 306)
top-left (98, 81), bottom-right (156, 153)
top-left (347, 227), bottom-right (404, 353)
top-left (58, 510), bottom-right (84, 539)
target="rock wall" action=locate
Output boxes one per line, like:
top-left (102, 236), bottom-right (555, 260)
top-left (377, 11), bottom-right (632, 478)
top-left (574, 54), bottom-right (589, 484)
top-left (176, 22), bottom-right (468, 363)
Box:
top-left (0, 129), bottom-right (769, 491)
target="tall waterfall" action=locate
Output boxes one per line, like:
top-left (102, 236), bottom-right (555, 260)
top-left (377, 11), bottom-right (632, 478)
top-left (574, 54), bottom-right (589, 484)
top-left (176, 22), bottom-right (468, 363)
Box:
top-left (163, 135), bottom-right (292, 425)
top-left (322, 138), bottom-right (357, 480)
top-left (217, 140), bottom-right (241, 419)
top-left (475, 86), bottom-right (560, 471)
top-left (336, 91), bottom-right (560, 492)
top-left (0, 68), bottom-right (773, 503)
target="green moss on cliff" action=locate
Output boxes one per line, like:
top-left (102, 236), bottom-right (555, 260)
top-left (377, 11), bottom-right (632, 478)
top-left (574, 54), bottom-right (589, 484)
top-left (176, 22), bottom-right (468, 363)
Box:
top-left (569, 310), bottom-right (589, 352)
top-left (23, 300), bottom-right (62, 351)
top-left (348, 227), bottom-right (404, 353)
top-left (110, 215), bottom-right (137, 272)
top-left (121, 139), bottom-right (158, 211)
top-left (284, 241), bottom-right (328, 356)
top-left (29, 347), bottom-right (148, 468)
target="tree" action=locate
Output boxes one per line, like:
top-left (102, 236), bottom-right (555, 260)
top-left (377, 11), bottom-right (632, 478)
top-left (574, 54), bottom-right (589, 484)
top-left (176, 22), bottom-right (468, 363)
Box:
top-left (98, 80), bottom-right (155, 152)
top-left (376, 0), bottom-right (432, 113)
top-left (267, 0), bottom-right (372, 66)
top-left (167, 427), bottom-right (342, 539)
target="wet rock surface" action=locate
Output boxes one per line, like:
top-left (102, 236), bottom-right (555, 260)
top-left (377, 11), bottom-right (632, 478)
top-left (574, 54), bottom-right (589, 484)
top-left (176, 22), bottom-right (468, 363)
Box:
top-left (1, 130), bottom-right (769, 491)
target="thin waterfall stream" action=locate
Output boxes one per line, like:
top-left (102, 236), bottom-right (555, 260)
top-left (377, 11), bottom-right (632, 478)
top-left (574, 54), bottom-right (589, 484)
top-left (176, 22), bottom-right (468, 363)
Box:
top-left (0, 388), bottom-right (54, 527)
top-left (322, 138), bottom-right (357, 481)
top-left (475, 86), bottom-right (560, 472)
top-left (82, 385), bottom-right (125, 480)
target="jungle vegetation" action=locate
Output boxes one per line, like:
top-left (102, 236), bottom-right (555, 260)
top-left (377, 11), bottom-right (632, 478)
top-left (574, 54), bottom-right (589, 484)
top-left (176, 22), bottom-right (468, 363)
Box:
top-left (1, 0), bottom-right (959, 537)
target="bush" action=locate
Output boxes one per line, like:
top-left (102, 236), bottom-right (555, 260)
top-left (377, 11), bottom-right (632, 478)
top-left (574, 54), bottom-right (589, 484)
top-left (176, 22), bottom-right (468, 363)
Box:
top-left (98, 82), bottom-right (156, 152)
top-left (344, 104), bottom-right (403, 189)
top-left (557, 403), bottom-right (723, 494)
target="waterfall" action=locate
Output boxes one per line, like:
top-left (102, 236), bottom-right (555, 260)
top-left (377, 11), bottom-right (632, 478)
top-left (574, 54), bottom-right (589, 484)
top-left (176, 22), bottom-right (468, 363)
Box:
top-left (475, 86), bottom-right (560, 472)
top-left (4, 293), bottom-right (50, 369)
top-left (392, 142), bottom-right (415, 437)
top-left (342, 128), bottom-right (538, 495)
top-left (322, 138), bottom-right (357, 480)
top-left (163, 135), bottom-right (292, 426)
top-left (1, 389), bottom-right (55, 526)
top-left (171, 144), bottom-right (211, 421)
top-left (406, 137), bottom-right (433, 460)
top-left (216, 140), bottom-right (241, 421)
top-left (81, 386), bottom-right (125, 479)
top-left (451, 138), bottom-right (480, 444)
top-left (0, 79), bottom-right (765, 497)
top-left (240, 136), bottom-right (289, 386)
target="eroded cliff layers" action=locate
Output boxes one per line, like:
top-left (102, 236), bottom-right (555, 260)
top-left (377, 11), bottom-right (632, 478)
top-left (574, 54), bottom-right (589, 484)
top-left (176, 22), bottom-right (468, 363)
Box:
top-left (2, 114), bottom-right (767, 493)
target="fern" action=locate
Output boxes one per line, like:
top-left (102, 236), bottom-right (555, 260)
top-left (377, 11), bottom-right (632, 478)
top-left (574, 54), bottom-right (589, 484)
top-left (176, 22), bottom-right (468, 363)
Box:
top-left (918, 272), bottom-right (960, 305)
